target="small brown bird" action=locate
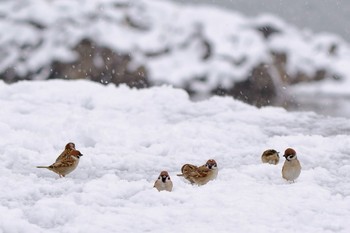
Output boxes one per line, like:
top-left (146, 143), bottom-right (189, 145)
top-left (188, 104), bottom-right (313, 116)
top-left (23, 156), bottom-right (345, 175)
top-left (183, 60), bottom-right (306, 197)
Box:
top-left (55, 142), bottom-right (76, 162)
top-left (37, 149), bottom-right (83, 178)
top-left (282, 148), bottom-right (301, 182)
top-left (177, 159), bottom-right (218, 185)
top-left (154, 171), bottom-right (173, 192)
top-left (261, 149), bottom-right (280, 165)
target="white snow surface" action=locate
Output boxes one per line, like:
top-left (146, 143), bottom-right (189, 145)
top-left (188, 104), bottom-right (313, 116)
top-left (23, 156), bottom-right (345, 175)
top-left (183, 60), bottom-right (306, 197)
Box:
top-left (1, 80), bottom-right (350, 233)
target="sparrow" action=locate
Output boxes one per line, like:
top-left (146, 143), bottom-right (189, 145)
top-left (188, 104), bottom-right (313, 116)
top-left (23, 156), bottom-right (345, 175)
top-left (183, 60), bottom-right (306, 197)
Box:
top-left (37, 149), bottom-right (83, 178)
top-left (177, 159), bottom-right (218, 185)
top-left (55, 142), bottom-right (76, 162)
top-left (261, 149), bottom-right (280, 165)
top-left (153, 171), bottom-right (173, 192)
top-left (282, 148), bottom-right (301, 182)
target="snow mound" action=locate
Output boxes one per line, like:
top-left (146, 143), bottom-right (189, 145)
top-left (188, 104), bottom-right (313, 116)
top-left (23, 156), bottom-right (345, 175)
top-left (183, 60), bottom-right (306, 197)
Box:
top-left (0, 80), bottom-right (349, 232)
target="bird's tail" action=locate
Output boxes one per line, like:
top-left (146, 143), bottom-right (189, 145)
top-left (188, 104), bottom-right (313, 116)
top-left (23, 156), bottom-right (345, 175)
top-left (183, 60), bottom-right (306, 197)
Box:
top-left (36, 166), bottom-right (49, 168)
top-left (177, 173), bottom-right (184, 176)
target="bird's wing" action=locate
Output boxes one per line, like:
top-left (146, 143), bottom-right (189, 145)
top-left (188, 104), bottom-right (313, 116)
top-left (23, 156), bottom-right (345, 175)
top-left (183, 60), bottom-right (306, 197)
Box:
top-left (55, 149), bottom-right (71, 162)
top-left (51, 156), bottom-right (75, 168)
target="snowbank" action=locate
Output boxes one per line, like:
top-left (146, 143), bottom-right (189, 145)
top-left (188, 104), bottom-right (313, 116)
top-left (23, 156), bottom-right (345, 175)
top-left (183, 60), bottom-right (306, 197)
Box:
top-left (0, 80), bottom-right (349, 232)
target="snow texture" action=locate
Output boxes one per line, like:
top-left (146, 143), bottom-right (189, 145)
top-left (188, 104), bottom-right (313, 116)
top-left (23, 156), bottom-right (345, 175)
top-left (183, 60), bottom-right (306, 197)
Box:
top-left (0, 80), bottom-right (349, 233)
top-left (1, 0), bottom-right (350, 96)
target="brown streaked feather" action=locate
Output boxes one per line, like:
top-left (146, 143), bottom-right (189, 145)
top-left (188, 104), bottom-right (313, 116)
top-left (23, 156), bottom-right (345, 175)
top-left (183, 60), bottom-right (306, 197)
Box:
top-left (55, 142), bottom-right (76, 162)
top-left (181, 164), bottom-right (198, 174)
top-left (52, 156), bottom-right (76, 168)
top-left (37, 149), bottom-right (82, 178)
top-left (261, 149), bottom-right (279, 165)
top-left (195, 165), bottom-right (211, 177)
top-left (178, 160), bottom-right (218, 185)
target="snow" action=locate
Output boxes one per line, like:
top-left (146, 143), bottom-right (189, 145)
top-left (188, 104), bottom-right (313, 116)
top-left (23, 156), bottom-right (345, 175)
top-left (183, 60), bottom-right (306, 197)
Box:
top-left (1, 80), bottom-right (350, 233)
top-left (1, 0), bottom-right (350, 97)
top-left (288, 80), bottom-right (350, 118)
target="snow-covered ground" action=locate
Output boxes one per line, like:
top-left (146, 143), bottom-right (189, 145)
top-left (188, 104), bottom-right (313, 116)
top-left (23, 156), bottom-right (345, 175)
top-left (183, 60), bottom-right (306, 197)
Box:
top-left (1, 80), bottom-right (349, 233)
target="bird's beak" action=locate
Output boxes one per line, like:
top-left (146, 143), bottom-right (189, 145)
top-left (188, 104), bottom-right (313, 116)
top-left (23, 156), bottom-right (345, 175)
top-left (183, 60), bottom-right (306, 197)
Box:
top-left (161, 176), bottom-right (167, 182)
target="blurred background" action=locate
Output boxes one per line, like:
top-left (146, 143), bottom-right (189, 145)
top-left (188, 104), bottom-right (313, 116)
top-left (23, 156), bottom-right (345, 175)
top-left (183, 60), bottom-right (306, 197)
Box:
top-left (173, 0), bottom-right (349, 41)
top-left (0, 0), bottom-right (349, 117)
top-left (171, 0), bottom-right (350, 117)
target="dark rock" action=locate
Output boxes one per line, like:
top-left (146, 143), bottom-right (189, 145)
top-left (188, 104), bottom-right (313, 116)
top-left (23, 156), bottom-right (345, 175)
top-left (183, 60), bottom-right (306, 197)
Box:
top-left (210, 64), bottom-right (277, 107)
top-left (230, 63), bottom-right (277, 107)
top-left (271, 51), bottom-right (290, 84)
top-left (48, 39), bottom-right (149, 88)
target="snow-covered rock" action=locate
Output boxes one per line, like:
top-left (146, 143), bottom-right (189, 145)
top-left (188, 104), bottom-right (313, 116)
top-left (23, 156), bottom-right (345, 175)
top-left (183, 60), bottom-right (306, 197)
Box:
top-left (0, 80), bottom-right (349, 232)
top-left (1, 0), bottom-right (350, 107)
